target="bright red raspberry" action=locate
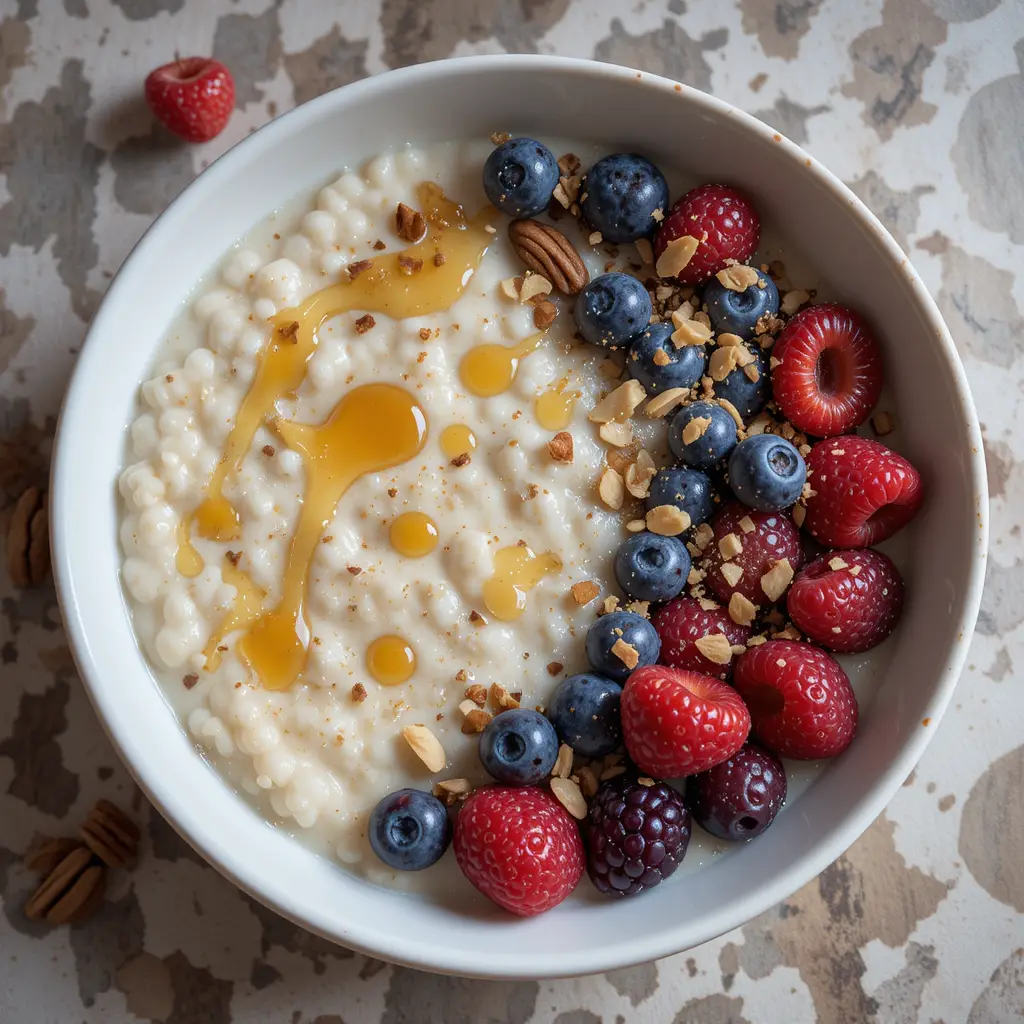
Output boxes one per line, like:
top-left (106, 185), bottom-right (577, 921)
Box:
top-left (621, 665), bottom-right (751, 778)
top-left (771, 304), bottom-right (883, 438)
top-left (702, 502), bottom-right (804, 608)
top-left (654, 184), bottom-right (760, 285)
top-left (803, 437), bottom-right (923, 548)
top-left (453, 786), bottom-right (584, 917)
top-left (733, 641), bottom-right (857, 759)
top-left (653, 597), bottom-right (751, 680)
top-left (786, 548), bottom-right (904, 653)
top-left (145, 57), bottom-right (235, 143)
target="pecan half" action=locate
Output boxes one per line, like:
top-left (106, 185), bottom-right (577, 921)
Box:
top-left (508, 219), bottom-right (589, 295)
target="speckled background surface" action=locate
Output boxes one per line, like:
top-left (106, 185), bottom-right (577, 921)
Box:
top-left (1, 1), bottom-right (1022, 1021)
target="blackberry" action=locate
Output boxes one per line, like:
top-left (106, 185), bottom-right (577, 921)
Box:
top-left (586, 774), bottom-right (691, 897)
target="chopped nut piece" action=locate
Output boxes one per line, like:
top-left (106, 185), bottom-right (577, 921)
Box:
top-left (652, 348), bottom-right (672, 367)
top-left (550, 777), bottom-right (587, 819)
top-left (548, 431), bottom-right (574, 463)
top-left (589, 379), bottom-right (647, 423)
top-left (671, 314), bottom-right (713, 348)
top-left (716, 264), bottom-right (761, 291)
top-left (655, 234), bottom-right (700, 278)
top-left (577, 766), bottom-right (599, 799)
top-left (693, 522), bottom-right (715, 551)
top-left (588, 231), bottom-right (603, 245)
top-left (490, 682), bottom-right (520, 711)
top-left (395, 202), bottom-right (426, 243)
top-left (351, 683), bottom-right (368, 703)
top-left (373, 239), bottom-right (387, 250)
top-left (682, 415), bottom-right (712, 445)
top-left (459, 699), bottom-right (480, 717)
top-left (598, 467), bottom-right (626, 510)
top-left (728, 592), bottom-right (757, 626)
top-left (402, 724), bottom-right (446, 773)
top-left (747, 634), bottom-right (768, 646)
top-left (743, 363), bottom-right (761, 383)
top-left (499, 277), bottom-right (520, 300)
top-left (626, 519), bottom-right (647, 532)
top-left (533, 300), bottom-right (557, 329)
top-left (717, 332), bottom-right (744, 348)
top-left (625, 600), bottom-right (651, 618)
top-left (638, 776), bottom-right (656, 787)
top-left (635, 237), bottom-right (655, 266)
top-left (450, 452), bottom-right (471, 468)
top-left (601, 595), bottom-right (621, 615)
top-left (599, 420), bottom-right (634, 447)
top-left (717, 398), bottom-right (745, 431)
top-left (719, 532), bottom-right (743, 559)
top-left (455, 668), bottom-right (469, 682)
top-left (828, 556), bottom-right (850, 571)
top-left (354, 313), bottom-right (376, 334)
top-left (738, 515), bottom-right (756, 534)
top-left (792, 503), bottom-right (807, 527)
top-left (709, 346), bottom-right (743, 382)
top-left (571, 580), bottom-right (601, 605)
top-left (433, 778), bottom-right (472, 805)
top-left (849, 565), bottom-right (862, 576)
top-left (557, 152), bottom-right (581, 176)
top-left (687, 567), bottom-right (706, 585)
top-left (433, 252), bottom-right (446, 267)
top-left (644, 387), bottom-right (689, 418)
top-left (279, 320), bottom-right (300, 338)
top-left (347, 259), bottom-right (372, 279)
top-left (347, 565), bottom-right (363, 576)
top-left (490, 130), bottom-right (512, 145)
top-left (553, 743), bottom-right (574, 779)
top-left (695, 633), bottom-right (733, 665)
top-left (601, 765), bottom-right (627, 781)
top-left (461, 709), bottom-right (492, 734)
top-left (262, 444), bottom-right (275, 457)
top-left (547, 661), bottom-right (564, 676)
top-left (519, 273), bottom-right (553, 303)
top-left (611, 638), bottom-right (640, 669)
top-left (183, 673), bottom-right (198, 689)
top-left (646, 504), bottom-right (691, 536)
top-left (720, 562), bottom-right (744, 587)
top-left (780, 289), bottom-right (810, 315)
top-left (469, 609), bottom-right (487, 625)
top-left (871, 411), bottom-right (894, 436)
top-left (465, 683), bottom-right (487, 706)
top-left (760, 558), bottom-right (794, 602)
top-left (397, 254), bottom-right (423, 275)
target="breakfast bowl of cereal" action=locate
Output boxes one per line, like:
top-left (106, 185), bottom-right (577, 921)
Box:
top-left (51, 55), bottom-right (986, 976)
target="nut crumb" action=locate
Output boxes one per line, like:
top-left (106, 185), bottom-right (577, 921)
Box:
top-left (760, 558), bottom-right (794, 601)
top-left (626, 519), bottom-right (646, 532)
top-left (387, 487), bottom-right (398, 498)
top-left (398, 254), bottom-right (423, 275)
top-left (548, 431), bottom-right (574, 463)
top-left (347, 259), bottom-right (372, 279)
top-left (433, 251), bottom-right (446, 267)
top-left (693, 522), bottom-right (715, 551)
top-left (695, 633), bottom-right (733, 665)
top-left (720, 562), bottom-right (744, 587)
top-left (646, 504), bottom-right (691, 536)
top-left (599, 420), bottom-right (634, 447)
top-left (682, 415), bottom-right (712, 446)
top-left (351, 683), bottom-right (367, 703)
top-left (533, 300), bottom-right (557, 329)
top-left (547, 661), bottom-right (564, 676)
top-left (373, 239), bottom-right (387, 250)
top-left (395, 202), bottom-right (426, 243)
top-left (611, 638), bottom-right (640, 669)
top-left (279, 320), bottom-right (300, 338)
top-left (716, 265), bottom-right (760, 291)
top-left (262, 444), bottom-right (275, 457)
top-left (418, 328), bottom-right (432, 341)
top-left (653, 348), bottom-right (672, 367)
top-left (588, 231), bottom-right (603, 245)
top-left (780, 289), bottom-right (810, 315)
top-left (728, 592), bottom-right (757, 626)
top-left (490, 131), bottom-right (511, 145)
top-left (433, 778), bottom-right (471, 805)
top-left (570, 580), bottom-right (601, 606)
top-left (577, 766), bottom-right (599, 799)
top-left (601, 595), bottom-right (621, 616)
top-left (635, 238), bottom-right (655, 265)
top-left (489, 682), bottom-right (520, 711)
top-left (849, 565), bottom-right (862, 576)
top-left (644, 387), bottom-right (689, 418)
top-left (461, 709), bottom-right (492, 734)
top-left (469, 610), bottom-right (487, 625)
top-left (450, 452), bottom-right (471, 467)
top-left (346, 565), bottom-right (363, 576)
top-left (589, 379), bottom-right (647, 424)
top-left (637, 776), bottom-right (656, 787)
top-left (520, 273), bottom-right (553, 303)
top-left (465, 683), bottom-right (487, 706)
top-left (656, 234), bottom-right (700, 279)
top-left (183, 673), bottom-right (198, 690)
top-left (792, 503), bottom-right (807, 527)
top-left (354, 313), bottom-right (376, 334)
top-left (738, 515), bottom-right (756, 534)
top-left (719, 532), bottom-right (743, 559)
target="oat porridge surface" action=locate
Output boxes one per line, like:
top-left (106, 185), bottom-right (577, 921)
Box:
top-left (118, 138), bottom-right (892, 892)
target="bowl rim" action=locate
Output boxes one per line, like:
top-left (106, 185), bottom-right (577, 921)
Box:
top-left (50, 53), bottom-right (988, 978)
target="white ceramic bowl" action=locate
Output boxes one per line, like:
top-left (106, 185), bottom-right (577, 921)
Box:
top-left (51, 55), bottom-right (987, 978)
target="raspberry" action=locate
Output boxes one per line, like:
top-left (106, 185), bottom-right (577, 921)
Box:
top-left (586, 775), bottom-right (691, 897)
top-left (786, 548), bottom-right (904, 653)
top-left (652, 597), bottom-right (751, 680)
top-left (803, 437), bottom-right (923, 548)
top-left (732, 641), bottom-right (858, 759)
top-left (145, 57), bottom-right (235, 143)
top-left (453, 786), bottom-right (584, 916)
top-left (702, 502), bottom-right (804, 607)
top-left (654, 184), bottom-right (760, 285)
top-left (621, 665), bottom-right (750, 778)
top-left (771, 304), bottom-right (883, 437)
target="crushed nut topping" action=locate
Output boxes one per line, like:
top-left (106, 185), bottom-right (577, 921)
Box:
top-left (346, 565), bottom-right (363, 576)
top-left (598, 466), bottom-right (626, 510)
top-left (646, 504), bottom-right (691, 536)
top-left (760, 558), bottom-right (794, 602)
top-left (461, 709), bottom-right (492, 734)
top-left (520, 273), bottom-right (553, 303)
top-left (469, 609), bottom-right (487, 625)
top-left (611, 638), bottom-right (640, 669)
top-left (450, 452), bottom-right (471, 467)
top-left (547, 661), bottom-right (564, 676)
top-left (182, 673), bottom-right (199, 689)
top-left (548, 431), bottom-right (574, 463)
top-left (728, 592), bottom-right (757, 627)
top-left (533, 300), bottom-right (557, 329)
top-left (465, 683), bottom-right (487, 706)
top-left (351, 683), bottom-right (368, 703)
top-left (402, 724), bottom-right (446, 773)
top-left (635, 238), bottom-right (655, 266)
top-left (395, 202), bottom-right (426, 243)
top-left (550, 777), bottom-right (587, 819)
top-left (716, 264), bottom-right (760, 291)
top-left (589, 379), bottom-right (647, 424)
top-left (397, 254), bottom-right (423, 275)
top-left (599, 420), bottom-right (634, 447)
top-left (671, 313), bottom-right (713, 349)
top-left (571, 580), bottom-right (601, 605)
top-left (719, 532), bottom-right (743, 559)
top-left (490, 682), bottom-right (520, 711)
top-left (644, 387), bottom-right (689, 418)
top-left (780, 289), bottom-right (810, 315)
top-left (871, 411), bottom-right (894, 436)
top-left (695, 633), bottom-right (733, 665)
top-left (354, 313), bottom-right (376, 334)
top-left (433, 778), bottom-right (472, 805)
top-left (655, 234), bottom-right (700, 279)
top-left (553, 743), bottom-right (574, 779)
top-left (682, 415), bottom-right (712, 445)
top-left (720, 562), bottom-right (744, 587)
top-left (347, 259), bottom-right (372, 279)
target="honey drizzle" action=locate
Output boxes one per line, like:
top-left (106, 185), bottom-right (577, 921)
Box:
top-left (459, 332), bottom-right (544, 398)
top-left (482, 543), bottom-right (562, 622)
top-left (176, 521), bottom-right (204, 578)
top-left (237, 384), bottom-right (427, 690)
top-left (535, 376), bottom-right (581, 431)
top-left (203, 560), bottom-right (266, 672)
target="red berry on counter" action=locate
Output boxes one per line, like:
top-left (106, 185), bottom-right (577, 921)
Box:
top-left (145, 57), bottom-right (235, 143)
top-left (733, 640), bottom-right (858, 760)
top-left (453, 786), bottom-right (584, 916)
top-left (621, 665), bottom-right (751, 778)
top-left (786, 548), bottom-right (904, 653)
top-left (653, 596), bottom-right (751, 680)
top-left (654, 184), bottom-right (760, 285)
top-left (771, 304), bottom-right (884, 438)
top-left (803, 437), bottom-right (923, 548)
top-left (702, 502), bottom-right (804, 608)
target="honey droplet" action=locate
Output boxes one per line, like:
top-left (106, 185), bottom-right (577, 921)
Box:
top-left (439, 423), bottom-right (477, 461)
top-left (389, 511), bottom-right (439, 558)
top-left (459, 332), bottom-right (544, 398)
top-left (238, 383), bottom-right (427, 690)
top-left (535, 376), bottom-right (582, 431)
top-left (367, 635), bottom-right (417, 686)
top-left (175, 520), bottom-right (204, 578)
top-left (193, 495), bottom-right (241, 542)
top-left (203, 559), bottom-right (266, 672)
top-left (482, 543), bottom-right (562, 622)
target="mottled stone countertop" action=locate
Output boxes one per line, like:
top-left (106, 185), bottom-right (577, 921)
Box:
top-left (1, 1), bottom-right (1022, 1022)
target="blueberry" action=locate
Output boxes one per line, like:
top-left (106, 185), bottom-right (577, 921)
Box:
top-left (575, 273), bottom-right (652, 349)
top-left (727, 434), bottom-right (806, 511)
top-left (580, 154), bottom-right (670, 243)
top-left (668, 401), bottom-right (738, 470)
top-left (369, 789), bottom-right (451, 871)
top-left (627, 322), bottom-right (707, 394)
top-left (482, 138), bottom-right (560, 218)
top-left (712, 344), bottom-right (771, 419)
top-left (479, 707), bottom-right (559, 786)
top-left (646, 466), bottom-right (717, 528)
top-left (703, 269), bottom-right (780, 339)
top-left (585, 611), bottom-right (661, 683)
top-left (547, 673), bottom-right (623, 757)
top-left (614, 532), bottom-right (690, 603)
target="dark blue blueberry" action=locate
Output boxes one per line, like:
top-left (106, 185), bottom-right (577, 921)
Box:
top-left (482, 138), bottom-right (560, 218)
top-left (479, 707), bottom-right (559, 786)
top-left (703, 269), bottom-right (780, 339)
top-left (614, 532), bottom-right (690, 603)
top-left (627, 322), bottom-right (707, 394)
top-left (585, 611), bottom-right (661, 683)
top-left (547, 673), bottom-right (623, 757)
top-left (712, 344), bottom-right (772, 419)
top-left (727, 434), bottom-right (807, 511)
top-left (369, 789), bottom-right (451, 871)
top-left (668, 401), bottom-right (738, 470)
top-left (574, 273), bottom-right (652, 349)
top-left (580, 153), bottom-right (670, 243)
top-left (646, 466), bottom-right (717, 528)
